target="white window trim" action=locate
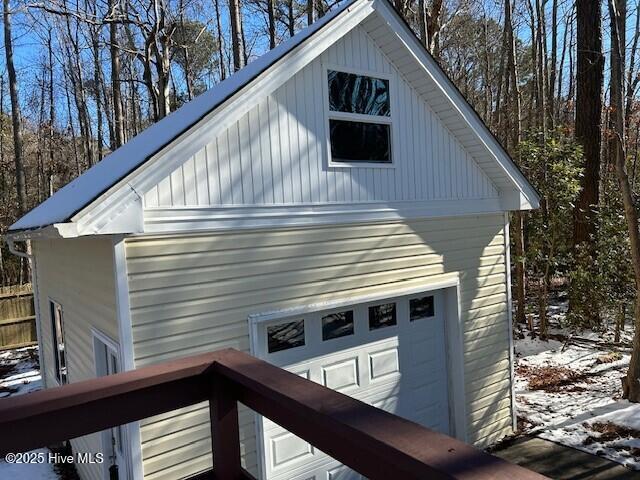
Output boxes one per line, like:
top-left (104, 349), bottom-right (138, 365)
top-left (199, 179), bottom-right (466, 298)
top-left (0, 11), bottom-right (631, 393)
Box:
top-left (91, 328), bottom-right (120, 362)
top-left (322, 63), bottom-right (397, 169)
top-left (48, 298), bottom-right (67, 386)
top-left (91, 328), bottom-right (134, 480)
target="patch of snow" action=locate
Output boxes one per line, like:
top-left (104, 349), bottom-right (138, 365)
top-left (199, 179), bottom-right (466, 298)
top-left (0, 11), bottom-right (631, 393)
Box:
top-left (596, 402), bottom-right (640, 431)
top-left (0, 347), bottom-right (61, 479)
top-left (514, 295), bottom-right (640, 470)
top-left (0, 449), bottom-right (59, 480)
top-left (0, 346), bottom-right (42, 397)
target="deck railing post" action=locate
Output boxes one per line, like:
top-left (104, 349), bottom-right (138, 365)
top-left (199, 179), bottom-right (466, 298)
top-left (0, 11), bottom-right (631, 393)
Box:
top-left (209, 373), bottom-right (242, 479)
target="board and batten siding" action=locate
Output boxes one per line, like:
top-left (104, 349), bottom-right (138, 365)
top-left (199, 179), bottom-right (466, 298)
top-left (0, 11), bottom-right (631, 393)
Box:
top-left (125, 214), bottom-right (513, 480)
top-left (32, 238), bottom-right (119, 480)
top-left (143, 25), bottom-right (498, 209)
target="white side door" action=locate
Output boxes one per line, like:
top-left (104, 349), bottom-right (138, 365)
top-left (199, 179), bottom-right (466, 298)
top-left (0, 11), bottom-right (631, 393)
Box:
top-left (93, 332), bottom-right (129, 480)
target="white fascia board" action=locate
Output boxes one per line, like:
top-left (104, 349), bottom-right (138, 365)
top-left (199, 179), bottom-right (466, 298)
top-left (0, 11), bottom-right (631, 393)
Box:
top-left (499, 189), bottom-right (535, 211)
top-left (372, 0), bottom-right (540, 210)
top-left (4, 223), bottom-right (79, 242)
top-left (70, 0), bottom-right (375, 236)
top-left (141, 198), bottom-right (504, 234)
top-left (75, 184), bottom-right (144, 236)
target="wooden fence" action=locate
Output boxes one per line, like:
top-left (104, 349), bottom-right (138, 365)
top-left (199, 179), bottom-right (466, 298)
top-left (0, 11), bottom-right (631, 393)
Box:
top-left (0, 284), bottom-right (36, 350)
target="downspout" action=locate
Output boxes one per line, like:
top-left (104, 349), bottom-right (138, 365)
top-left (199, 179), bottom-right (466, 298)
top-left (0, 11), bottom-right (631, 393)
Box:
top-left (7, 236), bottom-right (31, 260)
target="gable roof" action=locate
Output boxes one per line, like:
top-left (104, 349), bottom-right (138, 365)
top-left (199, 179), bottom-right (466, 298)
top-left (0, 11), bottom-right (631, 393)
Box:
top-left (9, 0), bottom-right (538, 235)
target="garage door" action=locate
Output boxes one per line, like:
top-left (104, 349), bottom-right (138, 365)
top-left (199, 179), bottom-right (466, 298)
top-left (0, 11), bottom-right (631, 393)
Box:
top-left (253, 290), bottom-right (451, 480)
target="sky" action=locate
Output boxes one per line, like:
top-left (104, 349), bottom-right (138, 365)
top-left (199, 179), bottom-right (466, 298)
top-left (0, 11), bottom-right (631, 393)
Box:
top-left (0, 0), bottom-right (637, 131)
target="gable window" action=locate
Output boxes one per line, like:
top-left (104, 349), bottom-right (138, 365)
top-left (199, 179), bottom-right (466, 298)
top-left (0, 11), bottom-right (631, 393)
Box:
top-left (327, 70), bottom-right (392, 165)
top-left (50, 301), bottom-right (68, 384)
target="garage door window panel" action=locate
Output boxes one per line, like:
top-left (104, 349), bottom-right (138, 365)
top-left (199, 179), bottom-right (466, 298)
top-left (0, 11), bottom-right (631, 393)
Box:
top-left (410, 295), bottom-right (435, 321)
top-left (368, 303), bottom-right (397, 330)
top-left (322, 310), bottom-right (355, 341)
top-left (267, 320), bottom-right (305, 353)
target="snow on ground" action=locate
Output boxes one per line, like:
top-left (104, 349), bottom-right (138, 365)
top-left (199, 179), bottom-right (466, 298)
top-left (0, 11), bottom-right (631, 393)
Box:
top-left (0, 449), bottom-right (60, 480)
top-left (0, 346), bottom-right (42, 397)
top-left (0, 346), bottom-right (62, 479)
top-left (515, 296), bottom-right (640, 470)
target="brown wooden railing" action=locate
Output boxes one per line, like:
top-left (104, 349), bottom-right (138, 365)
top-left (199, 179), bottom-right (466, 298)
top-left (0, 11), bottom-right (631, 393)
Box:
top-left (0, 348), bottom-right (547, 480)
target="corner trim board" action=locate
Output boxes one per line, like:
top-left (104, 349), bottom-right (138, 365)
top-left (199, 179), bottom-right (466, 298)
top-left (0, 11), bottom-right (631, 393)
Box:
top-left (112, 237), bottom-right (144, 480)
top-left (503, 212), bottom-right (517, 432)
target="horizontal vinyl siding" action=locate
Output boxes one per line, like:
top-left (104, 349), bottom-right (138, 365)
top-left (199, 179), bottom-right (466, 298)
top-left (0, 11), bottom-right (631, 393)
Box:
top-left (143, 25), bottom-right (498, 209)
top-left (33, 238), bottom-right (119, 480)
top-left (126, 214), bottom-right (513, 479)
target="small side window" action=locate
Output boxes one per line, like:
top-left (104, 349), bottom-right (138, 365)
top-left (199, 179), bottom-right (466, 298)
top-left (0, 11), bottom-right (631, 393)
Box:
top-left (50, 301), bottom-right (68, 384)
top-left (267, 320), bottom-right (305, 353)
top-left (368, 303), bottom-right (397, 330)
top-left (410, 296), bottom-right (435, 321)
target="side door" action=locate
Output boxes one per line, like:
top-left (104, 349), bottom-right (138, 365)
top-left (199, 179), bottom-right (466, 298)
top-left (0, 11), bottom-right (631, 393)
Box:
top-left (93, 332), bottom-right (129, 479)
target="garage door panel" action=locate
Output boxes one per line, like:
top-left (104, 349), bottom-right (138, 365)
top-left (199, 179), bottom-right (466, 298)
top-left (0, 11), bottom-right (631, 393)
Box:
top-left (368, 346), bottom-right (400, 381)
top-left (256, 289), bottom-right (451, 480)
top-left (327, 465), bottom-right (362, 480)
top-left (322, 356), bottom-right (360, 391)
top-left (270, 432), bottom-right (315, 468)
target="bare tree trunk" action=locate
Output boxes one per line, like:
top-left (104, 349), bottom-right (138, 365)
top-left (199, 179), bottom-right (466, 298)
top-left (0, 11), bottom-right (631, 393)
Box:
top-left (36, 64), bottom-right (47, 202)
top-left (3, 0), bottom-right (26, 216)
top-left (63, 74), bottom-right (80, 175)
top-left (268, 0), bottom-right (276, 49)
top-left (47, 29), bottom-right (55, 197)
top-left (573, 0), bottom-right (604, 252)
top-left (626, 1), bottom-right (640, 125)
top-left (89, 11), bottom-right (104, 162)
top-left (547, 0), bottom-right (558, 127)
top-left (307, 0), bottom-right (313, 26)
top-left (425, 0), bottom-right (443, 58)
top-left (504, 0), bottom-right (526, 327)
top-left (615, 304), bottom-right (625, 344)
top-left (229, 0), bottom-right (245, 71)
top-left (214, 0), bottom-right (227, 79)
top-left (609, 0), bottom-right (640, 402)
top-left (557, 7), bottom-right (572, 111)
top-left (109, 0), bottom-right (125, 148)
top-left (571, 0), bottom-right (604, 324)
top-left (287, 0), bottom-right (295, 37)
top-left (534, 0), bottom-right (547, 131)
top-left (417, 0), bottom-right (427, 48)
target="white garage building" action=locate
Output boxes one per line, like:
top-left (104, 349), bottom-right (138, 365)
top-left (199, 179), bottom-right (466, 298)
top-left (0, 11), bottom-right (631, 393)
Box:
top-left (6, 0), bottom-right (539, 478)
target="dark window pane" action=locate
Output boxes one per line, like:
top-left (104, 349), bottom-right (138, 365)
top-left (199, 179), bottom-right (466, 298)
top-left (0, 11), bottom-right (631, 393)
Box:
top-left (328, 70), bottom-right (390, 116)
top-left (330, 120), bottom-right (391, 163)
top-left (410, 296), bottom-right (435, 321)
top-left (322, 311), bottom-right (354, 340)
top-left (369, 303), bottom-right (397, 330)
top-left (50, 302), bottom-right (67, 384)
top-left (267, 320), bottom-right (305, 353)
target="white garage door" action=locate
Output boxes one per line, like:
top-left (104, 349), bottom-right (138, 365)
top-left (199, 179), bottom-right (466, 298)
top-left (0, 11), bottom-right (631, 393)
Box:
top-left (253, 290), bottom-right (451, 480)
